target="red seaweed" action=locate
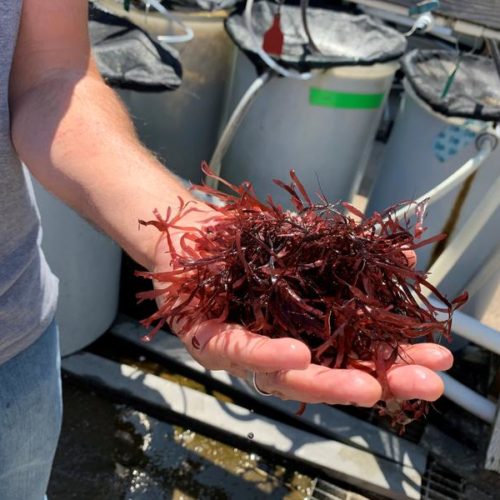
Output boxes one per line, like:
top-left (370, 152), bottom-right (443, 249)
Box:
top-left (137, 164), bottom-right (467, 431)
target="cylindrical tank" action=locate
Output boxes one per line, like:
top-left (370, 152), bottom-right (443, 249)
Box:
top-left (465, 266), bottom-right (500, 321)
top-left (32, 178), bottom-right (122, 356)
top-left (366, 79), bottom-right (500, 317)
top-left (96, 0), bottom-right (236, 183)
top-left (222, 52), bottom-right (399, 207)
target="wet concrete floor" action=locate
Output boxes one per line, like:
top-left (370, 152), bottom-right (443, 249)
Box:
top-left (48, 375), bottom-right (313, 500)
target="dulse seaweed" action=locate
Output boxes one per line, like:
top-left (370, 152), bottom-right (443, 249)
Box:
top-left (137, 164), bottom-right (467, 430)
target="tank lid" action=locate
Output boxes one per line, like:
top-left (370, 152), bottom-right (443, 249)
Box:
top-left (89, 4), bottom-right (182, 91)
top-left (403, 49), bottom-right (500, 121)
top-left (225, 2), bottom-right (407, 70)
top-left (159, 0), bottom-right (239, 12)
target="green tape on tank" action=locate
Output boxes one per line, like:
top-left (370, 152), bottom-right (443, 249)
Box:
top-left (309, 87), bottom-right (385, 109)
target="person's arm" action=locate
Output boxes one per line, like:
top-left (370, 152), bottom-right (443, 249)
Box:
top-left (9, 0), bottom-right (452, 406)
top-left (9, 0), bottom-right (191, 271)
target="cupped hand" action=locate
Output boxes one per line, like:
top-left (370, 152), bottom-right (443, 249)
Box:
top-left (178, 319), bottom-right (452, 407)
top-left (151, 202), bottom-right (452, 408)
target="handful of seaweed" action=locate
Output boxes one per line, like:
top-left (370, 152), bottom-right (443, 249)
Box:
top-left (137, 164), bottom-right (467, 428)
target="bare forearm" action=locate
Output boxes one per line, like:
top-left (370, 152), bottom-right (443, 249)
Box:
top-left (11, 71), bottom-right (196, 269)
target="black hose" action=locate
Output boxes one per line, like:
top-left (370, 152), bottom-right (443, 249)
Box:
top-left (300, 0), bottom-right (321, 54)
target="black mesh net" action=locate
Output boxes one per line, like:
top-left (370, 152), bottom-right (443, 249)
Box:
top-left (160, 0), bottom-right (240, 11)
top-left (403, 50), bottom-right (500, 121)
top-left (89, 4), bottom-right (182, 91)
top-left (225, 1), bottom-right (407, 71)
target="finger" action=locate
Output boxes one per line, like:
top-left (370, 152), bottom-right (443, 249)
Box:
top-left (396, 344), bottom-right (453, 371)
top-left (185, 321), bottom-right (311, 372)
top-left (352, 343), bottom-right (453, 373)
top-left (256, 365), bottom-right (382, 407)
top-left (402, 248), bottom-right (417, 269)
top-left (386, 364), bottom-right (444, 401)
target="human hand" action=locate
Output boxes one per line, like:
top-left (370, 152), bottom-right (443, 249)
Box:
top-left (170, 319), bottom-right (452, 407)
top-left (150, 203), bottom-right (451, 407)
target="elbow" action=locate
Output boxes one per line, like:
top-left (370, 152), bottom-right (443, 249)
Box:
top-left (10, 76), bottom-right (74, 174)
top-left (10, 71), bottom-right (96, 185)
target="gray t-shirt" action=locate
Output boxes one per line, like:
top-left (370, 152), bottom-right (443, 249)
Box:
top-left (0, 1), bottom-right (58, 364)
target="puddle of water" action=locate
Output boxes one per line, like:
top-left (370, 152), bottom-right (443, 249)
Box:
top-left (118, 407), bottom-right (312, 499)
top-left (49, 376), bottom-right (313, 499)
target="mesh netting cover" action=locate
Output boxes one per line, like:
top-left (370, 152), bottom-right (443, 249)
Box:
top-left (225, 2), bottom-right (407, 70)
top-left (403, 50), bottom-right (500, 121)
top-left (161, 0), bottom-right (240, 11)
top-left (89, 5), bottom-right (182, 91)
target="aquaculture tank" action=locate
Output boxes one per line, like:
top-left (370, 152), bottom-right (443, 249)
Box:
top-left (366, 49), bottom-right (500, 319)
top-left (219, 1), bottom-right (406, 208)
top-left (95, 0), bottom-right (239, 183)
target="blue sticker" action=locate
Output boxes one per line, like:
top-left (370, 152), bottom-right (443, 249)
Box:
top-left (433, 121), bottom-right (477, 163)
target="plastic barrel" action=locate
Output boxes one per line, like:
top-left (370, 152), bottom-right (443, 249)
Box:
top-left (465, 266), bottom-right (500, 320)
top-left (366, 79), bottom-right (500, 318)
top-left (32, 178), bottom-right (122, 356)
top-left (97, 0), bottom-right (236, 183)
top-left (221, 52), bottom-right (398, 207)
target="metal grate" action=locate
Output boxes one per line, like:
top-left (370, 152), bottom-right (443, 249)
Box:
top-left (421, 459), bottom-right (467, 500)
top-left (310, 459), bottom-right (469, 500)
top-left (310, 478), bottom-right (372, 500)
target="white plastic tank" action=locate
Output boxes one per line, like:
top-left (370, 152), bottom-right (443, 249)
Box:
top-left (222, 53), bottom-right (399, 207)
top-left (32, 178), bottom-right (122, 356)
top-left (218, 3), bottom-right (406, 208)
top-left (366, 79), bottom-right (500, 318)
top-left (96, 0), bottom-right (236, 183)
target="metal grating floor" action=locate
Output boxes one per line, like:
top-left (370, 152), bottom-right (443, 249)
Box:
top-left (310, 478), bottom-right (372, 500)
top-left (421, 459), bottom-right (467, 500)
top-left (310, 458), bottom-right (468, 500)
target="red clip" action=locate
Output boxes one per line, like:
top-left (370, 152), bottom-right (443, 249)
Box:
top-left (262, 13), bottom-right (284, 57)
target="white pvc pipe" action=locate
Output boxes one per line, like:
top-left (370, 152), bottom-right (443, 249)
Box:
top-left (429, 297), bottom-right (500, 356)
top-left (365, 6), bottom-right (455, 42)
top-left (427, 297), bottom-right (500, 423)
top-left (141, 0), bottom-right (194, 44)
top-left (208, 70), bottom-right (273, 186)
top-left (351, 0), bottom-right (500, 41)
top-left (451, 309), bottom-right (500, 356)
top-left (426, 173), bottom-right (500, 289)
top-left (392, 137), bottom-right (495, 221)
top-left (464, 246), bottom-right (500, 300)
top-left (438, 372), bottom-right (496, 423)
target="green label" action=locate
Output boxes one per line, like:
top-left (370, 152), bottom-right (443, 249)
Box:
top-left (309, 87), bottom-right (385, 109)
